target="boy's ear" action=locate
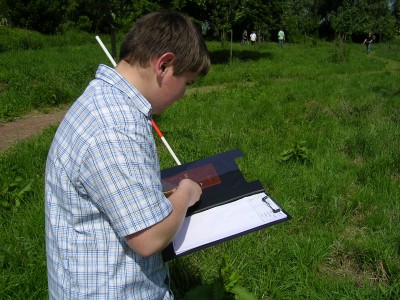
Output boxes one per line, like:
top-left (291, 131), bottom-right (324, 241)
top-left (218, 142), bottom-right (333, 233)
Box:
top-left (156, 52), bottom-right (175, 75)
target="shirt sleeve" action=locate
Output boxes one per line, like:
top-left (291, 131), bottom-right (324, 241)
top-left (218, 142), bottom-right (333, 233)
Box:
top-left (79, 126), bottom-right (173, 237)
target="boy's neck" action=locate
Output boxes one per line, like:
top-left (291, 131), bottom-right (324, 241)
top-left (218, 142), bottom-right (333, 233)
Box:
top-left (115, 60), bottom-right (156, 104)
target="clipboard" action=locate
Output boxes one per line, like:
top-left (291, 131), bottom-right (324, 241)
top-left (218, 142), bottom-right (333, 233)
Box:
top-left (161, 149), bottom-right (291, 261)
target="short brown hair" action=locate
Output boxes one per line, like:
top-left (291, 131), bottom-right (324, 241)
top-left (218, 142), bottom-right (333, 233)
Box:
top-left (120, 11), bottom-right (210, 77)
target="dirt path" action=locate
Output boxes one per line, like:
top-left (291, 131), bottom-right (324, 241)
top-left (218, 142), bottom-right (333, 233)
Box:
top-left (0, 109), bottom-right (68, 151)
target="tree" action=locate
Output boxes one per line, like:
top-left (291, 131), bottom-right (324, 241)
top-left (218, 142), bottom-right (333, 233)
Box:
top-left (392, 0), bottom-right (400, 33)
top-left (5, 0), bottom-right (68, 34)
top-left (3, 0), bottom-right (399, 44)
top-left (330, 0), bottom-right (364, 41)
top-left (93, 0), bottom-right (134, 60)
top-left (280, 0), bottom-right (322, 42)
top-left (203, 0), bottom-right (244, 61)
top-left (330, 0), bottom-right (396, 42)
top-left (241, 0), bottom-right (270, 42)
top-left (201, 0), bottom-right (271, 60)
top-left (63, 0), bottom-right (138, 58)
top-left (364, 0), bottom-right (396, 41)
top-left (0, 0), bottom-right (9, 22)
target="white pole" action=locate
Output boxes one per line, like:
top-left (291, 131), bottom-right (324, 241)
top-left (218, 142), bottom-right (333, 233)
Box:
top-left (95, 35), bottom-right (117, 67)
top-left (95, 35), bottom-right (182, 165)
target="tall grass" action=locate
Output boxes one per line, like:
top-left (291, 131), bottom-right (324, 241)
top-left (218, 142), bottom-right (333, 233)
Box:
top-left (0, 26), bottom-right (99, 52)
top-left (0, 45), bottom-right (104, 121)
top-left (0, 28), bottom-right (116, 121)
top-left (1, 37), bottom-right (400, 299)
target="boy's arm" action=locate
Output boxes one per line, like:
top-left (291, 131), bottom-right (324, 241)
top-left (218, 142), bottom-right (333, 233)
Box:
top-left (124, 178), bottom-right (202, 257)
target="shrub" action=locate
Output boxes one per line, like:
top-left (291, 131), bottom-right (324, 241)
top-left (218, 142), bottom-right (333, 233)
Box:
top-left (0, 176), bottom-right (33, 211)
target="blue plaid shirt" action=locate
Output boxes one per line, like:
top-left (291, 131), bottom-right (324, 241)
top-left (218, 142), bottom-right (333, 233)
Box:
top-left (45, 64), bottom-right (173, 299)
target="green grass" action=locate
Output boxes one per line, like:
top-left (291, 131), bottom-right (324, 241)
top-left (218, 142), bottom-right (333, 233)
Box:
top-left (0, 127), bottom-right (56, 299)
top-left (0, 28), bottom-right (117, 121)
top-left (0, 44), bottom-right (108, 121)
top-left (0, 26), bottom-right (100, 52)
top-left (1, 37), bottom-right (400, 299)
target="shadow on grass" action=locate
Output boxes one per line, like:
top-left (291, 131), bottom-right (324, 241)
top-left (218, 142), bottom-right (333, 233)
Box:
top-left (209, 49), bottom-right (273, 64)
top-left (169, 258), bottom-right (203, 299)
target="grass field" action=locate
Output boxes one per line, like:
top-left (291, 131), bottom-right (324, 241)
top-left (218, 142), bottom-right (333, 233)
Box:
top-left (1, 35), bottom-right (400, 299)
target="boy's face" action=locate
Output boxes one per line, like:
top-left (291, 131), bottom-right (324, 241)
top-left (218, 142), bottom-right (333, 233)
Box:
top-left (152, 69), bottom-right (198, 114)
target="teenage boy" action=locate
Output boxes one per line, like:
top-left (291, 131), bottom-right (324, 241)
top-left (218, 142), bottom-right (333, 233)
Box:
top-left (45, 10), bottom-right (210, 299)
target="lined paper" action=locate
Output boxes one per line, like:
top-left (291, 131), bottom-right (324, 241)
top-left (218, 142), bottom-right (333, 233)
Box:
top-left (173, 192), bottom-right (287, 254)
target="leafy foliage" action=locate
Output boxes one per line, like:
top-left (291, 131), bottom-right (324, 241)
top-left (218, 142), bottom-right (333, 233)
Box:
top-left (4, 0), bottom-right (67, 34)
top-left (279, 141), bottom-right (311, 164)
top-left (1, 0), bottom-right (399, 42)
top-left (331, 0), bottom-right (396, 42)
top-left (0, 176), bottom-right (33, 210)
top-left (182, 254), bottom-right (257, 299)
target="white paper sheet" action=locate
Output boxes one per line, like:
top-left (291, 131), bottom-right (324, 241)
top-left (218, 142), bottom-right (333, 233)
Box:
top-left (172, 192), bottom-right (287, 254)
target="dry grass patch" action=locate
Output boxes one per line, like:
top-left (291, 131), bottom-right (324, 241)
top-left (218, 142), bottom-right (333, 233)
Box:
top-left (319, 227), bottom-right (390, 288)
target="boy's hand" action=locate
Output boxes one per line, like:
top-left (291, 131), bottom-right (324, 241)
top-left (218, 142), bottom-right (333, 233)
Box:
top-left (176, 178), bottom-right (202, 207)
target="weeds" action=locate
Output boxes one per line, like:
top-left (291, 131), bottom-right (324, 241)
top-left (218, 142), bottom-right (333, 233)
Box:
top-left (181, 254), bottom-right (257, 299)
top-left (0, 176), bottom-right (33, 210)
top-left (331, 37), bottom-right (351, 63)
top-left (279, 141), bottom-right (311, 164)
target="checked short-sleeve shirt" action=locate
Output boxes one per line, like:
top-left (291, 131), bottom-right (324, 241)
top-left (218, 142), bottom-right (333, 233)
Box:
top-left (45, 64), bottom-right (173, 299)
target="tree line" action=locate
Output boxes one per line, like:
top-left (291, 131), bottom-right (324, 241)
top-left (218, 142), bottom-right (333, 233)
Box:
top-left (1, 0), bottom-right (399, 43)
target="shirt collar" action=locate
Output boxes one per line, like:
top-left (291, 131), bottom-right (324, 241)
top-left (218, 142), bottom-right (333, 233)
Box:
top-left (95, 64), bottom-right (152, 118)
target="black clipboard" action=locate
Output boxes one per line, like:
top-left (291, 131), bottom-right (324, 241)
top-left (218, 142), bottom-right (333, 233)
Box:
top-left (161, 149), bottom-right (291, 261)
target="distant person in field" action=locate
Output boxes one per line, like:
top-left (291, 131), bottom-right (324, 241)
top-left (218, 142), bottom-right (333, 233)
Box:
top-left (278, 29), bottom-right (285, 48)
top-left (242, 30), bottom-right (248, 45)
top-left (45, 10), bottom-right (210, 299)
top-left (363, 32), bottom-right (375, 54)
top-left (250, 31), bottom-right (257, 45)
